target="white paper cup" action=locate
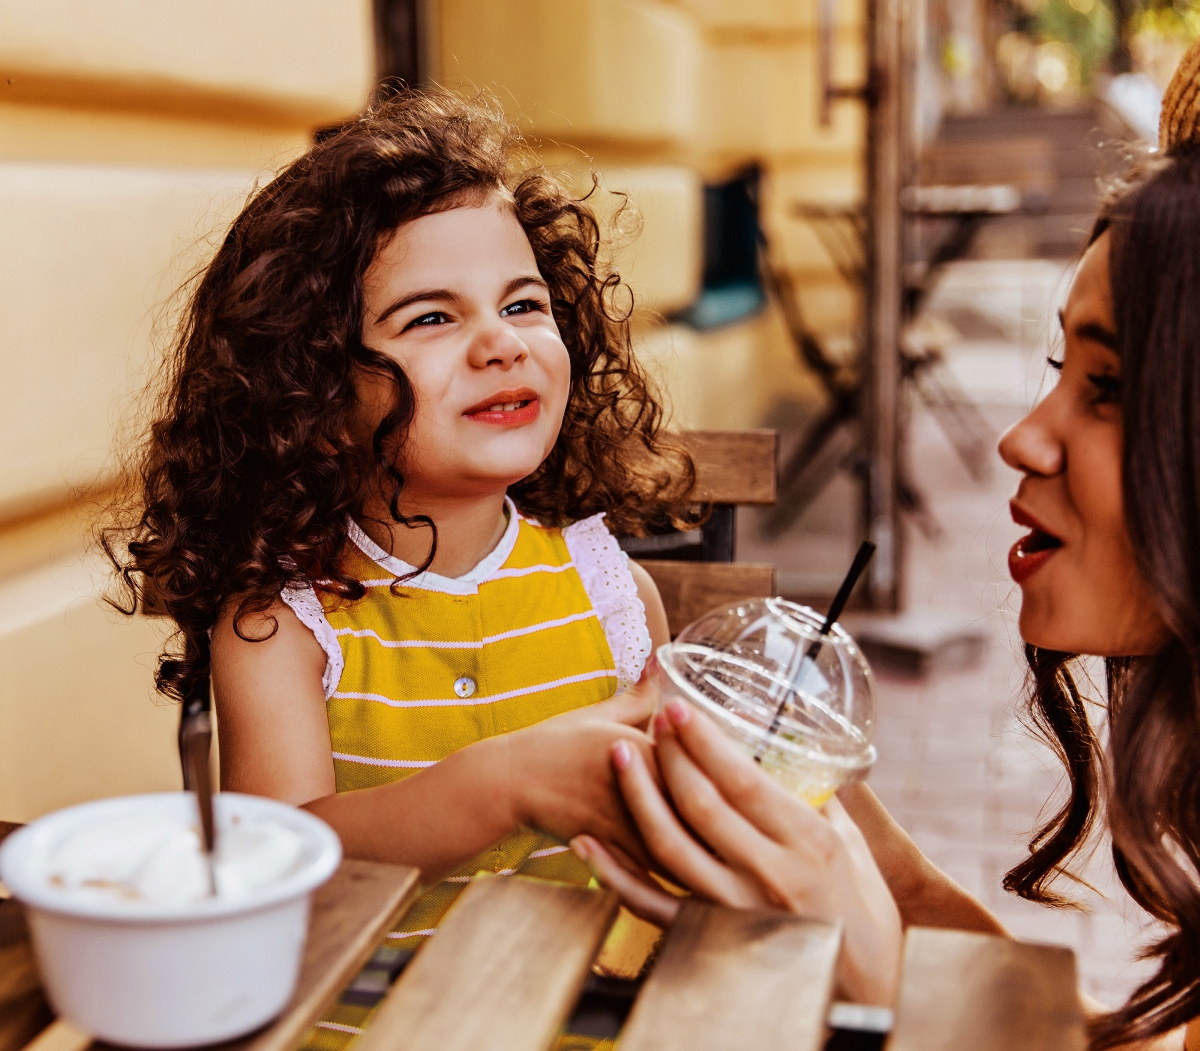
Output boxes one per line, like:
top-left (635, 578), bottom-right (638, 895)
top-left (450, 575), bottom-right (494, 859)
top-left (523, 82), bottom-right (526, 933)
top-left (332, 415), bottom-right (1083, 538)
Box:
top-left (0, 792), bottom-right (341, 1048)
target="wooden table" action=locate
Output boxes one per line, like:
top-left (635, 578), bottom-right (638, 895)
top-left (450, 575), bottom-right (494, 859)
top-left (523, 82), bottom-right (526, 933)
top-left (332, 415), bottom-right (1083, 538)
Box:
top-left (1, 819), bottom-right (1086, 1051)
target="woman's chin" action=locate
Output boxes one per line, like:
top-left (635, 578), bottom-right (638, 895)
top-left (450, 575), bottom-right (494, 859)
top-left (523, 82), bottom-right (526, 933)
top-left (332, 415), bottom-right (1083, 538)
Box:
top-left (1018, 602), bottom-right (1166, 658)
top-left (1016, 600), bottom-right (1070, 653)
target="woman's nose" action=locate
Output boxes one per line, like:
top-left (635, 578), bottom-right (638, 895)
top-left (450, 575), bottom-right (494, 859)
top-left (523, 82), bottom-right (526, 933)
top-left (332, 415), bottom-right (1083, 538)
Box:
top-left (998, 403), bottom-right (1063, 478)
top-left (468, 321), bottom-right (529, 369)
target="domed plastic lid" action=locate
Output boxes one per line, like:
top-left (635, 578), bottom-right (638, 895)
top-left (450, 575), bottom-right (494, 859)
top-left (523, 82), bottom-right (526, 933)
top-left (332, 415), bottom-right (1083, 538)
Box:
top-left (658, 597), bottom-right (876, 776)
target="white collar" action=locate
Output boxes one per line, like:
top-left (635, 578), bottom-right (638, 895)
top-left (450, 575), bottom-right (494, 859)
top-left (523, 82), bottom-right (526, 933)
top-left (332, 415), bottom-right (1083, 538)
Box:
top-left (346, 496), bottom-right (520, 595)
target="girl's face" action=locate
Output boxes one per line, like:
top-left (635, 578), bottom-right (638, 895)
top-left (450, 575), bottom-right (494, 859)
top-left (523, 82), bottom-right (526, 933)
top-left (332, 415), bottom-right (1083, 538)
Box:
top-left (998, 231), bottom-right (1167, 656)
top-left (359, 198), bottom-right (571, 501)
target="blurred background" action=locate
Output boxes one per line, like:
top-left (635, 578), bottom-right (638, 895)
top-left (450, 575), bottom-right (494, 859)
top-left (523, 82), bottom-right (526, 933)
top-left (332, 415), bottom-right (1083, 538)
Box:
top-left (1, 0), bottom-right (1193, 1005)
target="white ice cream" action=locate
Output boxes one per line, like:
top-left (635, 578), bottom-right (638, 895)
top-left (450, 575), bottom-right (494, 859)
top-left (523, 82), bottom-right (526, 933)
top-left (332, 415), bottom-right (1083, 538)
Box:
top-left (44, 811), bottom-right (305, 906)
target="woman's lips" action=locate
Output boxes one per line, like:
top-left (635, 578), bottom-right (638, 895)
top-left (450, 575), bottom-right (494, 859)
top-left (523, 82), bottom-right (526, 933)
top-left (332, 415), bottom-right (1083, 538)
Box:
top-left (463, 392), bottom-right (540, 426)
top-left (1008, 504), bottom-right (1064, 585)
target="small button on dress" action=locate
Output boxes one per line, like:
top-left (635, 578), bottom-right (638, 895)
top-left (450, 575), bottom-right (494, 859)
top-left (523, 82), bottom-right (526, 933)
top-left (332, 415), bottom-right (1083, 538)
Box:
top-left (453, 676), bottom-right (476, 699)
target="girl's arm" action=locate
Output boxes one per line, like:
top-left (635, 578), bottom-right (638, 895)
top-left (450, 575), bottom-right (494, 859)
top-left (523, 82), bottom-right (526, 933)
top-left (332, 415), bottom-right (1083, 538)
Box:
top-left (211, 602), bottom-right (337, 804)
top-left (628, 560), bottom-right (670, 651)
top-left (212, 600), bottom-right (660, 884)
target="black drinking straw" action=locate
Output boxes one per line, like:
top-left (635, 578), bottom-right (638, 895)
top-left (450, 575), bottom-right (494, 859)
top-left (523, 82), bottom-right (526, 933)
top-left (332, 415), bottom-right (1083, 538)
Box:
top-left (757, 539), bottom-right (876, 758)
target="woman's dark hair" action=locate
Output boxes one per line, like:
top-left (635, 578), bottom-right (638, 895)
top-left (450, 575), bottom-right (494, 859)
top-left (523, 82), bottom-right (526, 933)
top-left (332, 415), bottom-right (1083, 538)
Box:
top-left (103, 89), bottom-right (694, 707)
top-left (1004, 142), bottom-right (1200, 1048)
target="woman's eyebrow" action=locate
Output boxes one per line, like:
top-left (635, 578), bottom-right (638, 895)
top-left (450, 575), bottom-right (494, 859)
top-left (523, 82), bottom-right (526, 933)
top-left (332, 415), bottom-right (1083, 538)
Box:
top-left (1058, 309), bottom-right (1118, 352)
top-left (1076, 321), bottom-right (1119, 351)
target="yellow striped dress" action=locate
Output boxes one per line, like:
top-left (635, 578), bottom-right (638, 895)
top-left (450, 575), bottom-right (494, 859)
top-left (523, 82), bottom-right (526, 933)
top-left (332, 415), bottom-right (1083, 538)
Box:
top-left (280, 498), bottom-right (651, 1049)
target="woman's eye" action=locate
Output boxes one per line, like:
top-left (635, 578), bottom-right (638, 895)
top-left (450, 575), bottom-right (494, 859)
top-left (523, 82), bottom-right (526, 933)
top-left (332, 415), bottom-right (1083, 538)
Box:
top-left (1086, 372), bottom-right (1121, 405)
top-left (500, 298), bottom-right (544, 317)
top-left (405, 311), bottom-right (448, 330)
top-left (1046, 357), bottom-right (1119, 405)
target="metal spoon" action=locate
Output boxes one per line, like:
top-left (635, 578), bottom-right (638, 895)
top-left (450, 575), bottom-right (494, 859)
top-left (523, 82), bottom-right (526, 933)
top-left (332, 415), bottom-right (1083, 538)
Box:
top-left (178, 669), bottom-right (217, 896)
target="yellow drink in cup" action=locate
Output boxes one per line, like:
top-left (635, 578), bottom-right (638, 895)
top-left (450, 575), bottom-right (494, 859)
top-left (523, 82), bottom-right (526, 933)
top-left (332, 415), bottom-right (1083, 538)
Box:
top-left (655, 598), bottom-right (877, 806)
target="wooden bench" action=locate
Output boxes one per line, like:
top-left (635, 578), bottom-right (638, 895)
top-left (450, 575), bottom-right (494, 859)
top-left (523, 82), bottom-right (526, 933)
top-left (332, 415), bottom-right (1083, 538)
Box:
top-left (7, 856), bottom-right (1086, 1051)
top-left (918, 136), bottom-right (1055, 211)
top-left (630, 429), bottom-right (778, 637)
top-left (140, 429), bottom-right (780, 637)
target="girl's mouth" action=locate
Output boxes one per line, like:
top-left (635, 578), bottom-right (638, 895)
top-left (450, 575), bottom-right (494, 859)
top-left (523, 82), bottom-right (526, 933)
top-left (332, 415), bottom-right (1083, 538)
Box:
top-left (1008, 505), bottom-right (1064, 585)
top-left (463, 391), bottom-right (540, 426)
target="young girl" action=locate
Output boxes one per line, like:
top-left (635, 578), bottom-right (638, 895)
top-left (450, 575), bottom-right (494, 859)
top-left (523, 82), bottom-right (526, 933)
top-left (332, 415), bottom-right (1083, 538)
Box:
top-left (109, 91), bottom-right (694, 970)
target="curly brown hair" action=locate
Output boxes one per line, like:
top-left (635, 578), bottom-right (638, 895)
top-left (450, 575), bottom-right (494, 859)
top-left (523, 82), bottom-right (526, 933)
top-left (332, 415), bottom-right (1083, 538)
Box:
top-left (104, 89), bottom-right (694, 707)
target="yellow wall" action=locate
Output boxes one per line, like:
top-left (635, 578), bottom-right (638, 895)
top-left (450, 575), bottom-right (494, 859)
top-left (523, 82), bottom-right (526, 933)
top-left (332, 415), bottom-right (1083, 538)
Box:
top-left (0, 0), bottom-right (375, 820)
top-left (438, 0), bottom-right (867, 430)
top-left (0, 0), bottom-right (864, 818)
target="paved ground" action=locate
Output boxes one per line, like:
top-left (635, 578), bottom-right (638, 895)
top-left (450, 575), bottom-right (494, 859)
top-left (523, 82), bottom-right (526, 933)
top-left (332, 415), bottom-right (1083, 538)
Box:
top-left (747, 259), bottom-right (1162, 1007)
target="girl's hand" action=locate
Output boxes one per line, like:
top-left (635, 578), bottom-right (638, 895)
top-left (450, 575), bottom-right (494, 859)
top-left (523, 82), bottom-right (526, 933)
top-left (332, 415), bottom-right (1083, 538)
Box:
top-left (571, 697), bottom-right (902, 1007)
top-left (499, 677), bottom-right (663, 870)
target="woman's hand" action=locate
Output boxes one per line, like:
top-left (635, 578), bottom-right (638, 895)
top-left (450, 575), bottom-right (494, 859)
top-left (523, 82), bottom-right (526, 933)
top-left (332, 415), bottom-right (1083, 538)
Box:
top-left (497, 681), bottom-right (662, 870)
top-left (571, 695), bottom-right (902, 1007)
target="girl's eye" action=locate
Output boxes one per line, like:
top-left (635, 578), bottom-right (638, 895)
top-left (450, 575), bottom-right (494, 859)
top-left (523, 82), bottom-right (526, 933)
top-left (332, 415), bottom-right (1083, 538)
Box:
top-left (1046, 357), bottom-right (1063, 372)
top-left (500, 299), bottom-right (545, 317)
top-left (1086, 372), bottom-right (1121, 405)
top-left (405, 311), bottom-right (449, 330)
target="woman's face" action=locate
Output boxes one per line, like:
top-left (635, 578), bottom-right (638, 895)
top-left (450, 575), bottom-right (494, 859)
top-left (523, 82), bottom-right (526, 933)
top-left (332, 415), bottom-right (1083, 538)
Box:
top-left (998, 231), bottom-right (1167, 655)
top-left (358, 198), bottom-right (571, 502)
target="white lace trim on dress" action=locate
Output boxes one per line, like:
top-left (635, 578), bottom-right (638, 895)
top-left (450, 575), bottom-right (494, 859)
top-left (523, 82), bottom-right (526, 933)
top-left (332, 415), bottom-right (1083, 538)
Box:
top-left (280, 585), bottom-right (344, 700)
top-left (562, 513), bottom-right (652, 693)
top-left (345, 497), bottom-right (520, 595)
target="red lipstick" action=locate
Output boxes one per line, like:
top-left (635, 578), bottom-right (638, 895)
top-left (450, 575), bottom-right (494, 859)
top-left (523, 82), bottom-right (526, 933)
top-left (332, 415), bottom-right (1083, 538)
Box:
top-left (463, 388), bottom-right (540, 427)
top-left (1008, 504), bottom-right (1064, 585)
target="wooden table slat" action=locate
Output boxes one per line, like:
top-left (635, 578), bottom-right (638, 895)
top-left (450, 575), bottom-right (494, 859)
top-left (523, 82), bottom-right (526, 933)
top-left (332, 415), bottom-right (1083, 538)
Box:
top-left (215, 859), bottom-right (421, 1051)
top-left (18, 1022), bottom-right (89, 1051)
top-left (355, 875), bottom-right (618, 1051)
top-left (616, 900), bottom-right (841, 1051)
top-left (0, 901), bottom-right (52, 1051)
top-left (887, 927), bottom-right (1085, 1051)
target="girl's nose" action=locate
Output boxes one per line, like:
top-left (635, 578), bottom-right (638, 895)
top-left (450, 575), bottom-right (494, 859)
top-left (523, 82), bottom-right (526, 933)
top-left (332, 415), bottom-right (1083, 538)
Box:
top-left (998, 401), bottom-right (1063, 478)
top-left (468, 321), bottom-right (529, 369)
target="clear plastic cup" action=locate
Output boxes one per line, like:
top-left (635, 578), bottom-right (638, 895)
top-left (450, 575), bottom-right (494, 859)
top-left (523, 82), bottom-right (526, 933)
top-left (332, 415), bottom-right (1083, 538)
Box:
top-left (655, 597), bottom-right (877, 806)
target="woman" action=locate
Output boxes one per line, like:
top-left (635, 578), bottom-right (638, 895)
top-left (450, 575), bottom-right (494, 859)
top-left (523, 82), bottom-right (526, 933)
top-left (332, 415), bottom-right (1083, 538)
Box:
top-left (570, 41), bottom-right (1200, 1051)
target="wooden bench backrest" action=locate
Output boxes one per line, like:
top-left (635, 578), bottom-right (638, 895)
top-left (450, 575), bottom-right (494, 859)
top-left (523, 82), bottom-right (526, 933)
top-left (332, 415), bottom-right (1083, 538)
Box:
top-left (636, 560), bottom-right (776, 636)
top-left (140, 429), bottom-right (780, 630)
top-left (639, 429), bottom-right (779, 637)
top-left (919, 136), bottom-right (1055, 194)
top-left (684, 429), bottom-right (777, 505)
